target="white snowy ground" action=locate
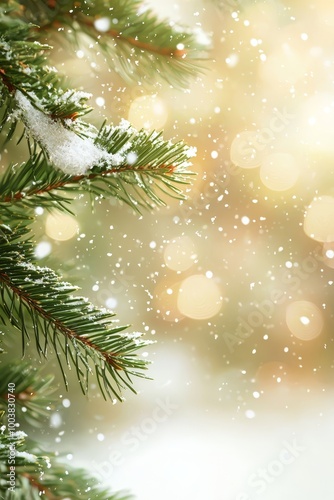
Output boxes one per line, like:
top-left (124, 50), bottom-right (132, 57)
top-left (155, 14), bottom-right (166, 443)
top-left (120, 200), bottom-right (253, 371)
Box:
top-left (64, 342), bottom-right (333, 500)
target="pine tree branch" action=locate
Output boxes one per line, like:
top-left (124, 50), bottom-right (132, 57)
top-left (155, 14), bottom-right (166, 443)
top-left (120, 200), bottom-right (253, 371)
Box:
top-left (0, 107), bottom-right (195, 212)
top-left (1, 24), bottom-right (196, 210)
top-left (0, 222), bottom-right (151, 401)
top-left (13, 0), bottom-right (208, 88)
top-left (0, 425), bottom-right (133, 499)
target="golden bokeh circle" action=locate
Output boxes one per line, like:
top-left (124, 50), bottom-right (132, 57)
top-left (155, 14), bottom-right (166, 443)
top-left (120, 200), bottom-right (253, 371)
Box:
top-left (286, 300), bottom-right (323, 341)
top-left (177, 274), bottom-right (222, 320)
top-left (303, 195), bottom-right (334, 242)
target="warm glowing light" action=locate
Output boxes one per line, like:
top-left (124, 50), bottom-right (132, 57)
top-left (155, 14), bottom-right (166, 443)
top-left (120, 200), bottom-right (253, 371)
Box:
top-left (260, 152), bottom-right (300, 191)
top-left (96, 97), bottom-right (105, 107)
top-left (45, 213), bottom-right (79, 241)
top-left (322, 242), bottom-right (334, 269)
top-left (296, 93), bottom-right (334, 153)
top-left (154, 279), bottom-right (184, 323)
top-left (303, 195), bottom-right (334, 242)
top-left (34, 241), bottom-right (52, 259)
top-left (230, 131), bottom-right (263, 168)
top-left (93, 17), bottom-right (111, 32)
top-left (286, 300), bottom-right (323, 341)
top-left (225, 53), bottom-right (239, 67)
top-left (163, 236), bottom-right (197, 272)
top-left (128, 95), bottom-right (168, 130)
top-left (177, 274), bottom-right (223, 320)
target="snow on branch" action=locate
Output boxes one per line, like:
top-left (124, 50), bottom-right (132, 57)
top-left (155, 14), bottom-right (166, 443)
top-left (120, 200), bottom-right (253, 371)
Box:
top-left (15, 91), bottom-right (105, 175)
top-left (14, 91), bottom-right (197, 183)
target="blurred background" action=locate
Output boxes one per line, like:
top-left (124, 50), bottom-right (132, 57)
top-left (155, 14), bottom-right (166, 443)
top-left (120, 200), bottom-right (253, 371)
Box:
top-left (3, 0), bottom-right (334, 498)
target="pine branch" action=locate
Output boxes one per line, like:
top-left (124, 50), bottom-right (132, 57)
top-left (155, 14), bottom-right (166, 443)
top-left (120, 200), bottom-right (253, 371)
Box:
top-left (0, 362), bottom-right (56, 427)
top-left (0, 425), bottom-right (133, 499)
top-left (15, 0), bottom-right (208, 88)
top-left (1, 26), bottom-right (196, 209)
top-left (0, 222), bottom-right (151, 401)
top-left (0, 121), bottom-right (195, 213)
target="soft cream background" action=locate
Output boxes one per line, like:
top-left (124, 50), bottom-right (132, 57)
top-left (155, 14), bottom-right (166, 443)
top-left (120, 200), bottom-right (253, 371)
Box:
top-left (4, 0), bottom-right (334, 498)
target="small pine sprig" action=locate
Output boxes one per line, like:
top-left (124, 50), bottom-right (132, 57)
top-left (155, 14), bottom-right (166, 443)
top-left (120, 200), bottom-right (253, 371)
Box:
top-left (0, 221), bottom-right (152, 401)
top-left (0, 425), bottom-right (133, 499)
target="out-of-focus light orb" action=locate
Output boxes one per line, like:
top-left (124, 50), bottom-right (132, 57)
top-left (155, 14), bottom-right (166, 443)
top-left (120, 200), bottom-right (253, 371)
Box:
top-left (96, 96), bottom-right (105, 107)
top-left (230, 131), bottom-right (263, 168)
top-left (286, 300), bottom-right (323, 341)
top-left (50, 413), bottom-right (62, 428)
top-left (163, 236), bottom-right (197, 272)
top-left (322, 242), bottom-right (334, 269)
top-left (260, 152), bottom-right (300, 191)
top-left (303, 195), bottom-right (334, 242)
top-left (34, 241), bottom-right (52, 259)
top-left (177, 274), bottom-right (223, 320)
top-left (128, 95), bottom-right (168, 130)
top-left (154, 279), bottom-right (184, 323)
top-left (93, 17), bottom-right (111, 32)
top-left (105, 297), bottom-right (118, 309)
top-left (225, 53), bottom-right (239, 67)
top-left (297, 93), bottom-right (334, 153)
top-left (45, 213), bottom-right (79, 241)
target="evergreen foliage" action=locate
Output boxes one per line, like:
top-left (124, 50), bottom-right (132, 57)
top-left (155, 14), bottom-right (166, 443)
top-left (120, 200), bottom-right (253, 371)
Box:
top-left (0, 0), bottom-right (209, 497)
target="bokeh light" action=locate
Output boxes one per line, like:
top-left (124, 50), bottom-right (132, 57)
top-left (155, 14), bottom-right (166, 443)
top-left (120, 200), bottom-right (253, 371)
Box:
top-left (322, 242), bottom-right (334, 269)
top-left (260, 152), bottom-right (300, 191)
top-left (45, 212), bottom-right (79, 241)
top-left (154, 279), bottom-right (184, 323)
top-left (163, 236), bottom-right (197, 272)
top-left (230, 131), bottom-right (263, 168)
top-left (34, 241), bottom-right (52, 259)
top-left (177, 274), bottom-right (222, 320)
top-left (296, 93), bottom-right (334, 153)
top-left (285, 300), bottom-right (323, 341)
top-left (303, 195), bottom-right (334, 242)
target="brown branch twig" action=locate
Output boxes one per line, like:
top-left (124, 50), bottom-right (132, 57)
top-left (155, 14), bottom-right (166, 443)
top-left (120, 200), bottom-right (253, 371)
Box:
top-left (22, 473), bottom-right (56, 500)
top-left (38, 10), bottom-right (188, 58)
top-left (0, 163), bottom-right (177, 203)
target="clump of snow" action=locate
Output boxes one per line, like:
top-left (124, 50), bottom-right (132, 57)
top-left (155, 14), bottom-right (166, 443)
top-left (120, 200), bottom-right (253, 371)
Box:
top-left (15, 91), bottom-right (105, 175)
top-left (185, 146), bottom-right (197, 158)
top-left (127, 151), bottom-right (138, 164)
top-left (16, 451), bottom-right (38, 463)
top-left (15, 91), bottom-right (195, 175)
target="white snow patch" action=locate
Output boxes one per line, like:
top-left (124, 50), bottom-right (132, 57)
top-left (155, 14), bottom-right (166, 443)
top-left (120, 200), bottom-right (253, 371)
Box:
top-left (15, 91), bottom-right (105, 175)
top-left (16, 451), bottom-right (38, 463)
top-left (185, 146), bottom-right (197, 158)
